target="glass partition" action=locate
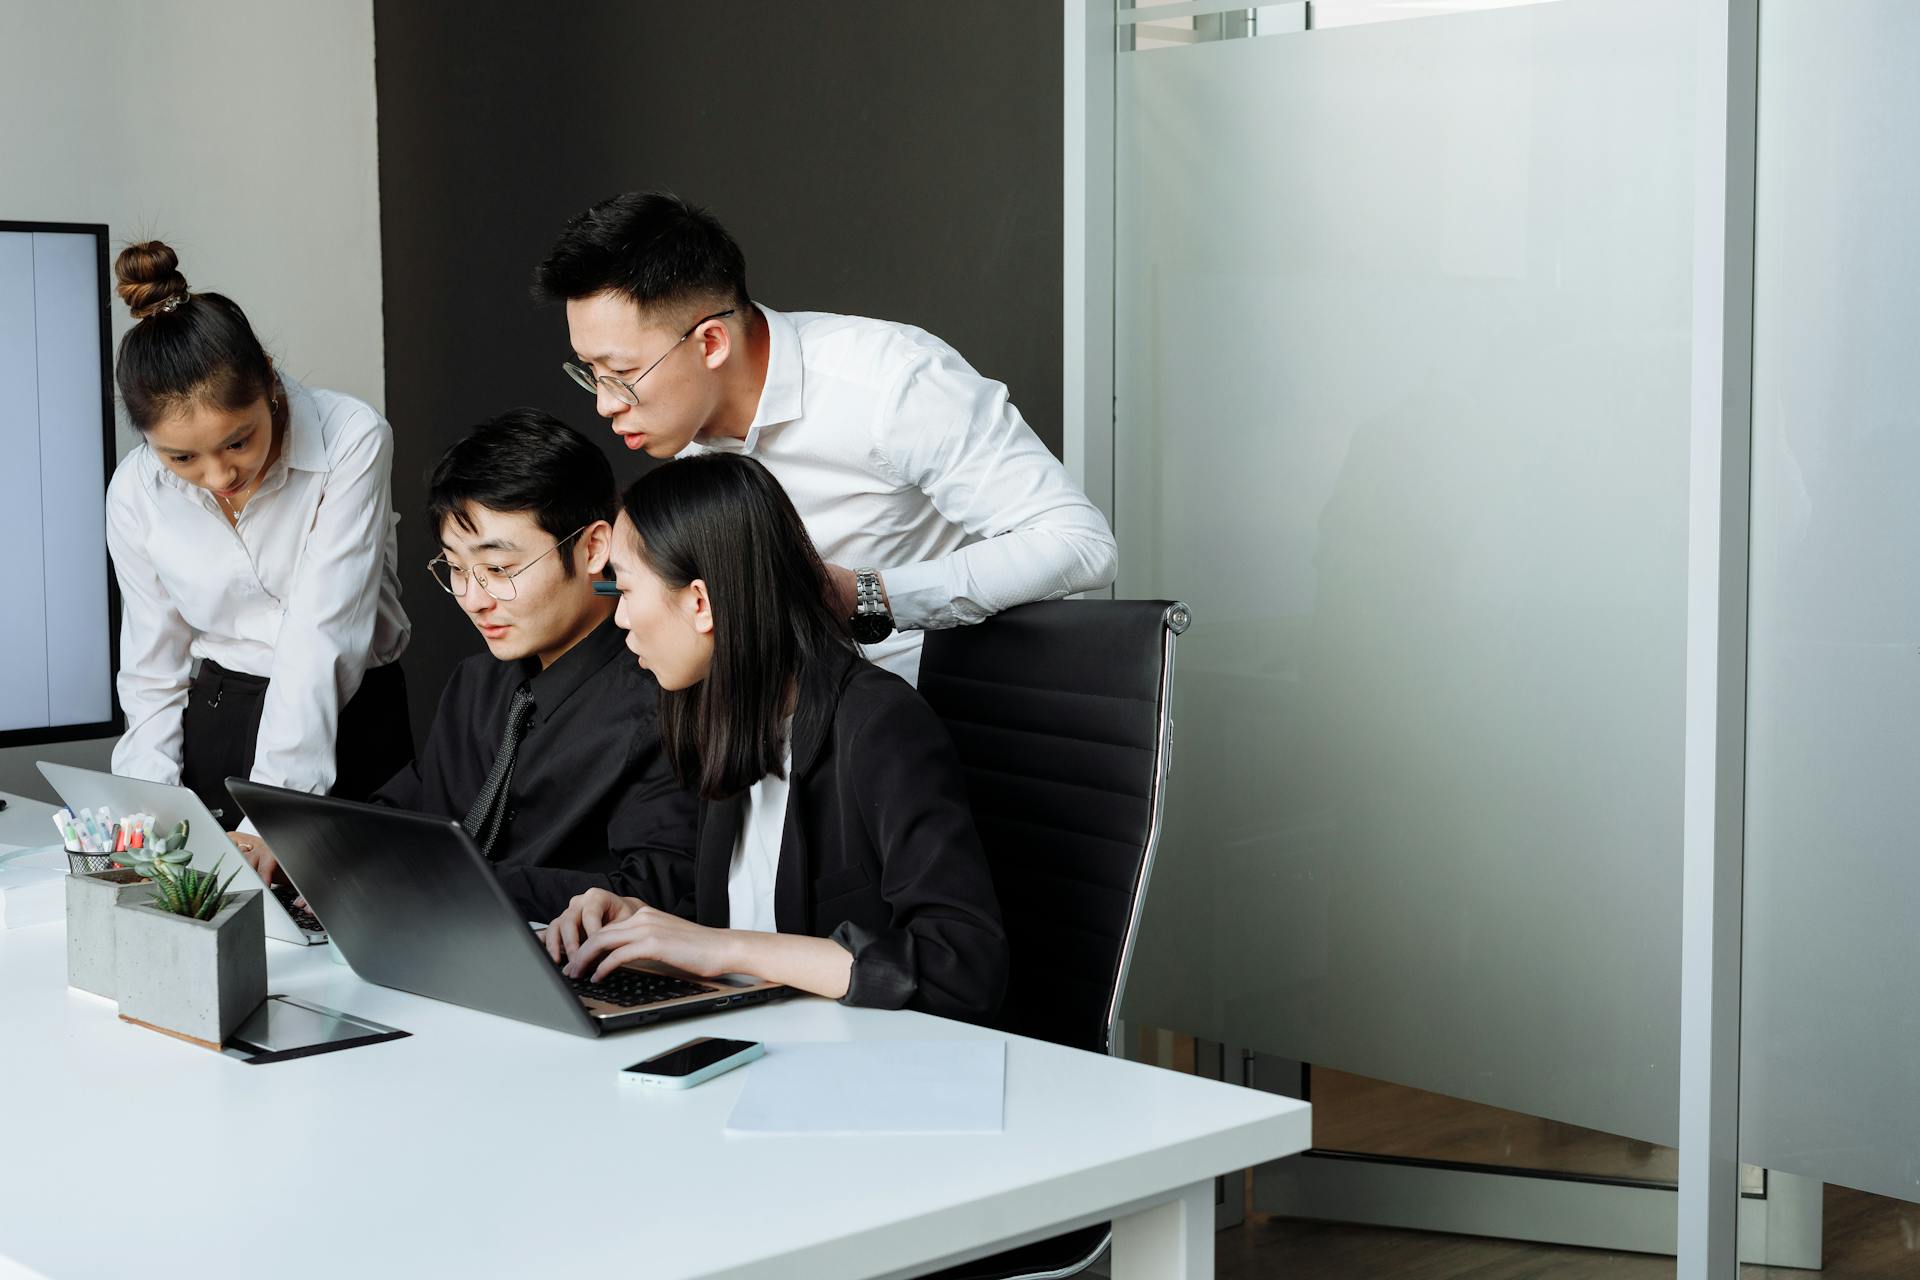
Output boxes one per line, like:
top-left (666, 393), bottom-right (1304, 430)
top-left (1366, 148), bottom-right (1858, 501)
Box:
top-left (1113, 0), bottom-right (1697, 1146)
top-left (1740, 3), bottom-right (1920, 1262)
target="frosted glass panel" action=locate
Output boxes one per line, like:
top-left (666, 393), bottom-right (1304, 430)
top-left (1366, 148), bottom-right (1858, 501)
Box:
top-left (1114, 0), bottom-right (1696, 1143)
top-left (1310, 0), bottom-right (1566, 28)
top-left (1740, 0), bottom-right (1920, 1206)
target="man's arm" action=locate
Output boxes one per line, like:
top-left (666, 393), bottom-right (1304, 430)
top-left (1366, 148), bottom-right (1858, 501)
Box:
top-left (859, 345), bottom-right (1117, 630)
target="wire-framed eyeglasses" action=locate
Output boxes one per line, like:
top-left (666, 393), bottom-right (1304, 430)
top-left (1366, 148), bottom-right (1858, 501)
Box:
top-left (426, 526), bottom-right (587, 601)
top-left (562, 309), bottom-right (736, 406)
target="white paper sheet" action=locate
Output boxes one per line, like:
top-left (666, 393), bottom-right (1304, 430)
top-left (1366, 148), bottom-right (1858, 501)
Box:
top-left (725, 1040), bottom-right (1006, 1137)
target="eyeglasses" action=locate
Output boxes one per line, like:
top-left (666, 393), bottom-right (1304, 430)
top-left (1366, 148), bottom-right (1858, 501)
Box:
top-left (426, 527), bottom-right (586, 601)
top-left (562, 309), bottom-right (736, 407)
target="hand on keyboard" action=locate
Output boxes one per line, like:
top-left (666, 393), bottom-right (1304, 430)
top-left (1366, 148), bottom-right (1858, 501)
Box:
top-left (272, 882), bottom-right (324, 934)
top-left (544, 887), bottom-right (644, 965)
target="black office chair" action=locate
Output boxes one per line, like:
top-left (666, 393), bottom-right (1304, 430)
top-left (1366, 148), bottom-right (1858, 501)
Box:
top-left (914, 599), bottom-right (1190, 1280)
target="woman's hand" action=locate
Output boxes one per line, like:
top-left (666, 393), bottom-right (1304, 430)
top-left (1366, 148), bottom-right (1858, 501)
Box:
top-left (563, 903), bottom-right (742, 983)
top-left (228, 832), bottom-right (281, 887)
top-left (544, 888), bottom-right (644, 965)
top-left (564, 908), bottom-right (855, 1000)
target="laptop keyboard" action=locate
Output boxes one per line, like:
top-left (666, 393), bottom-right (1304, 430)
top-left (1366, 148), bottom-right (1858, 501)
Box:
top-left (563, 963), bottom-right (718, 1008)
top-left (272, 883), bottom-right (325, 935)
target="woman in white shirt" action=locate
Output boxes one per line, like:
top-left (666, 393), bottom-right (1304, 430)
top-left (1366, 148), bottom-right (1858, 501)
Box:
top-left (104, 241), bottom-right (413, 830)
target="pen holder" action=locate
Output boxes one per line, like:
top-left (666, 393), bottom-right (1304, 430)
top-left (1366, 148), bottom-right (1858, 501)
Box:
top-left (66, 851), bottom-right (118, 876)
top-left (65, 868), bottom-right (157, 999)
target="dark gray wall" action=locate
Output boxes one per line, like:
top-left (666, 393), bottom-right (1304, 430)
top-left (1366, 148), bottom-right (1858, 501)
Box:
top-left (374, 1), bottom-right (1064, 734)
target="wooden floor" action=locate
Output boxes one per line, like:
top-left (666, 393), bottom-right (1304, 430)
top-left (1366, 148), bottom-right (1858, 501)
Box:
top-left (1133, 1033), bottom-right (1920, 1276)
top-left (1216, 1183), bottom-right (1920, 1278)
top-left (1310, 1065), bottom-right (1681, 1184)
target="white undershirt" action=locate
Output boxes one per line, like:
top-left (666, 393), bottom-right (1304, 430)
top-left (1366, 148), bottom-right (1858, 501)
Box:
top-left (727, 722), bottom-right (795, 934)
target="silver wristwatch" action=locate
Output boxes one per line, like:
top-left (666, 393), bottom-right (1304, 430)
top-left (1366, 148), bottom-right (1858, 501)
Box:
top-left (849, 568), bottom-right (894, 644)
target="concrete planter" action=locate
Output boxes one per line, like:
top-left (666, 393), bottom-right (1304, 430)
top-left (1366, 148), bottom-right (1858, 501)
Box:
top-left (113, 889), bottom-right (267, 1049)
top-left (65, 869), bottom-right (156, 999)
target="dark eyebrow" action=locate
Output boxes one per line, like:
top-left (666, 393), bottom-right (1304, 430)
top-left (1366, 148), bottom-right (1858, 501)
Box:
top-left (439, 537), bottom-right (521, 560)
top-left (166, 424), bottom-right (252, 457)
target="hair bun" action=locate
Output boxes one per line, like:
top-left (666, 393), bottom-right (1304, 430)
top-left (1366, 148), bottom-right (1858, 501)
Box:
top-left (115, 241), bottom-right (191, 320)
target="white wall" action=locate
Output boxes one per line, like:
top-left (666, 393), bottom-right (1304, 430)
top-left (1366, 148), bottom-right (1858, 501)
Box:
top-left (0, 0), bottom-right (383, 801)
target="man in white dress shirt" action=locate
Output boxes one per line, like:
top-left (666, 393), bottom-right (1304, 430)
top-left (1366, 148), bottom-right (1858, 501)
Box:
top-left (535, 191), bottom-right (1117, 682)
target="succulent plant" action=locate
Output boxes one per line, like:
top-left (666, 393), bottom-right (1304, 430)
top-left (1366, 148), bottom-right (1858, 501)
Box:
top-left (119, 820), bottom-right (243, 922)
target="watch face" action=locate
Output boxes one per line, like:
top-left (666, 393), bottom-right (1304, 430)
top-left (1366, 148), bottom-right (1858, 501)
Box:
top-left (850, 614), bottom-right (893, 645)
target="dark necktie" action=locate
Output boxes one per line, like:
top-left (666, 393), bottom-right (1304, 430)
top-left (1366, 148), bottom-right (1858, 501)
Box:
top-left (464, 685), bottom-right (534, 858)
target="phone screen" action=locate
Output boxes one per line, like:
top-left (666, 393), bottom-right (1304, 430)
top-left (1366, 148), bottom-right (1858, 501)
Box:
top-left (625, 1037), bottom-right (758, 1078)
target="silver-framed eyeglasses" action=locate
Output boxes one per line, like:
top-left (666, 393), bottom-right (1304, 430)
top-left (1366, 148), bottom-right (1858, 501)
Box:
top-left (562, 308), bottom-right (736, 406)
top-left (426, 527), bottom-right (587, 601)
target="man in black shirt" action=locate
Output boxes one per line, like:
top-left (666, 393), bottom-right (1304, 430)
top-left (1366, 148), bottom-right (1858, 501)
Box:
top-left (242, 410), bottom-right (696, 919)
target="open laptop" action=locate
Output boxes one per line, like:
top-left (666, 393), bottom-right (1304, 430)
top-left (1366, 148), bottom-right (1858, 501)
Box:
top-left (37, 762), bottom-right (328, 946)
top-left (225, 779), bottom-right (790, 1037)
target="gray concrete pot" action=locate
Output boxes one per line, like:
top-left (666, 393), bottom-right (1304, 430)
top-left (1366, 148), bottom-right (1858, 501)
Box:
top-left (113, 889), bottom-right (267, 1049)
top-left (65, 869), bottom-right (156, 999)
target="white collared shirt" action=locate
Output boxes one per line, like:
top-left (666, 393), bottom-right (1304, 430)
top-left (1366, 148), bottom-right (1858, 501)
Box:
top-left (106, 375), bottom-right (411, 798)
top-left (683, 305), bottom-right (1118, 681)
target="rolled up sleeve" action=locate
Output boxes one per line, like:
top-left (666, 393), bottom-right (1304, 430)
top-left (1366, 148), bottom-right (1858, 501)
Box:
top-left (875, 349), bottom-right (1118, 632)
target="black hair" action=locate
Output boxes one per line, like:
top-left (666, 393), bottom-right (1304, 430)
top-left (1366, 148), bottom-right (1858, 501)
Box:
top-left (619, 453), bottom-right (856, 799)
top-left (533, 191), bottom-right (750, 317)
top-left (113, 241), bottom-right (275, 430)
top-left (426, 409), bottom-right (617, 577)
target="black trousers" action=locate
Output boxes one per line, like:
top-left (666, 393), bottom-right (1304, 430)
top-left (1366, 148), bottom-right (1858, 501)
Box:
top-left (180, 659), bottom-right (415, 830)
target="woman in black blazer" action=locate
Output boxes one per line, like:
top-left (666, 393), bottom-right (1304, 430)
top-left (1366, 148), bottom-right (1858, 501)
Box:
top-left (545, 453), bottom-right (1008, 1023)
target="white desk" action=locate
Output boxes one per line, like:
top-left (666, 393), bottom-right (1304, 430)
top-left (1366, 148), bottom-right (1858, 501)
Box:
top-left (0, 846), bottom-right (1309, 1279)
top-left (0, 789), bottom-right (59, 847)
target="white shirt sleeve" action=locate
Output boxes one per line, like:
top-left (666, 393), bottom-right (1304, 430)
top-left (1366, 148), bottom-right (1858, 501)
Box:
top-left (870, 347), bottom-right (1118, 631)
top-left (245, 413), bottom-right (396, 797)
top-left (106, 476), bottom-right (193, 786)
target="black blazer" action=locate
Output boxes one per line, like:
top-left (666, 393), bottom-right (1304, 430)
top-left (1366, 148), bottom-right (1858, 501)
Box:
top-left (627, 653), bottom-right (1008, 1023)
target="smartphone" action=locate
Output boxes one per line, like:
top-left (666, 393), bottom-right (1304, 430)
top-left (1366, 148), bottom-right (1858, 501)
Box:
top-left (622, 1036), bottom-right (764, 1089)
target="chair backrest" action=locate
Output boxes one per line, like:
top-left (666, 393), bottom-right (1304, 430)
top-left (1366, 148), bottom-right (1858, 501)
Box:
top-left (917, 599), bottom-right (1188, 1055)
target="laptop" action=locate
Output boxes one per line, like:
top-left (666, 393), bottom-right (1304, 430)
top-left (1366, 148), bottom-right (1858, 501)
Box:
top-left (225, 779), bottom-right (790, 1038)
top-left (37, 762), bottom-right (328, 946)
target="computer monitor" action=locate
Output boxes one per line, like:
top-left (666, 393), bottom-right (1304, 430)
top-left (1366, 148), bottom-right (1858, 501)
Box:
top-left (0, 221), bottom-right (119, 747)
